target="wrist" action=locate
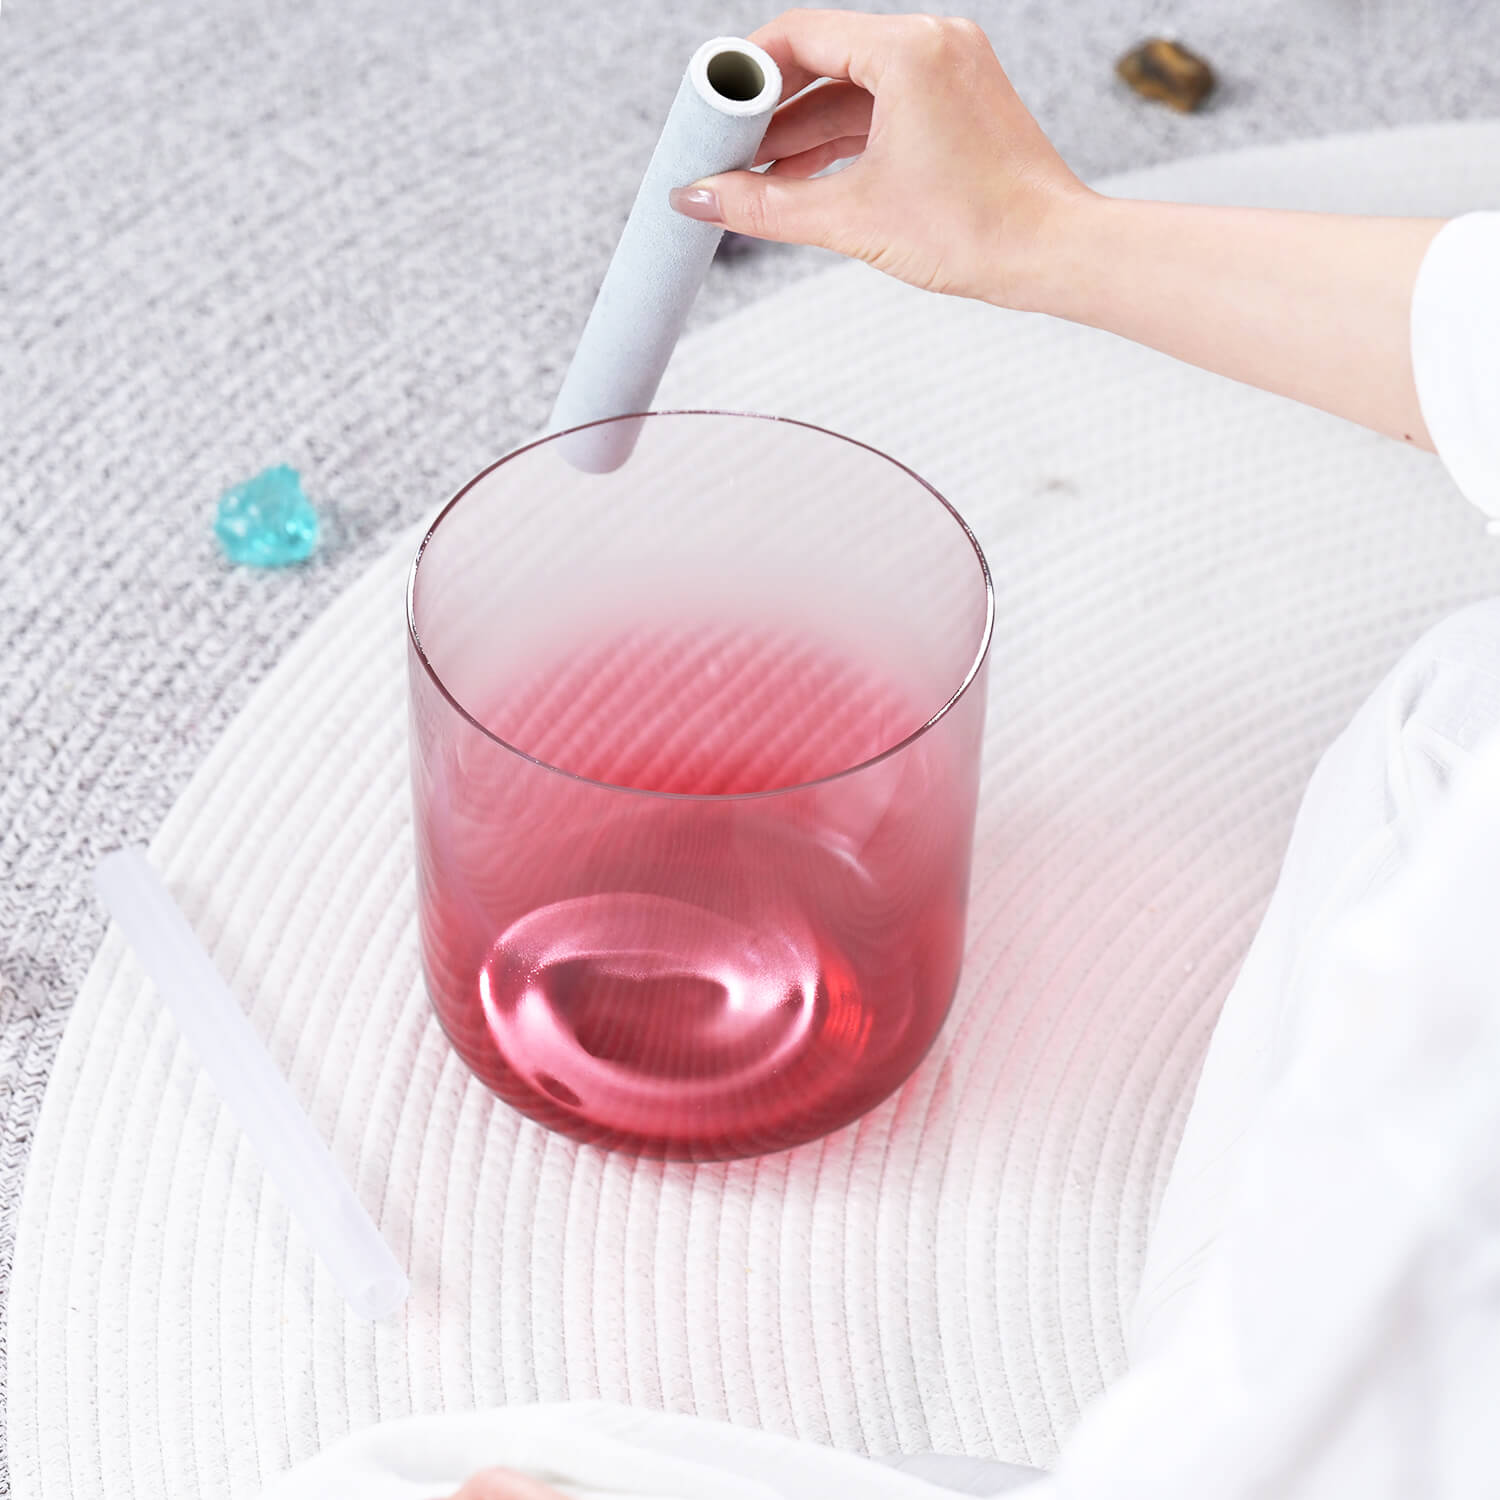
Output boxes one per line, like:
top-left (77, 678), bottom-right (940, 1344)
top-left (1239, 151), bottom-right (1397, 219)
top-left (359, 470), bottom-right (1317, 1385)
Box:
top-left (993, 186), bottom-right (1124, 321)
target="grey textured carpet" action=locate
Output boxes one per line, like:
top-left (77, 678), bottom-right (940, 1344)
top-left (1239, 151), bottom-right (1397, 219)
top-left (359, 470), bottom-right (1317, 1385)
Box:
top-left (2, 0), bottom-right (1497, 1487)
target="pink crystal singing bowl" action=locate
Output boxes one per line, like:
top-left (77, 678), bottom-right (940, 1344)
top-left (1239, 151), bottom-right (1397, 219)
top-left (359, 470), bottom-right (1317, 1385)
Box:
top-left (407, 411), bottom-right (993, 1159)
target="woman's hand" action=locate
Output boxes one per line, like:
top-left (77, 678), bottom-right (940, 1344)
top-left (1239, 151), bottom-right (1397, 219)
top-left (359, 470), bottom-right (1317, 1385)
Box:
top-left (671, 8), bottom-right (1442, 448)
top-left (670, 8), bottom-right (1089, 307)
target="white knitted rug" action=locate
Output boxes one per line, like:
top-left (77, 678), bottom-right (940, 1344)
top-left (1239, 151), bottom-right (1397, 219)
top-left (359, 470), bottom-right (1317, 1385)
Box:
top-left (10, 124), bottom-right (1500, 1498)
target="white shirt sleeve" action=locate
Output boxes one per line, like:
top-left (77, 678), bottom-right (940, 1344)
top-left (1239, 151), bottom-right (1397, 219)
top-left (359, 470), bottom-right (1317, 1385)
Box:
top-left (1411, 211), bottom-right (1500, 521)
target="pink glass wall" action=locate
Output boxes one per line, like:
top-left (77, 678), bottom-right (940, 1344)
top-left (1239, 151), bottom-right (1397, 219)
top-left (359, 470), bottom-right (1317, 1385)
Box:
top-left (409, 412), bottom-right (991, 1158)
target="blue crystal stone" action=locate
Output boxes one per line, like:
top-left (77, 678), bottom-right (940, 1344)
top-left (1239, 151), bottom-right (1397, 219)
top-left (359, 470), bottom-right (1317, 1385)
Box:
top-left (214, 465), bottom-right (319, 567)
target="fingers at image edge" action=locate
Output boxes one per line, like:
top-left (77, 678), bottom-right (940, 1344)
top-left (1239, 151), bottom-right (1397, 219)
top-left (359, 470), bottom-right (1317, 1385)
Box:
top-left (439, 1468), bottom-right (571, 1500)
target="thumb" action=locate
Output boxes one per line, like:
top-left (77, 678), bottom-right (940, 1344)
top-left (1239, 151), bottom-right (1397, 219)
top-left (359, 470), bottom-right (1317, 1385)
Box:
top-left (669, 168), bottom-right (848, 250)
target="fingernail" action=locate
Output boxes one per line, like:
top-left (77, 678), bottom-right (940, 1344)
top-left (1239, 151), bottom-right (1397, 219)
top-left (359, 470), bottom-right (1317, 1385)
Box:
top-left (669, 185), bottom-right (722, 223)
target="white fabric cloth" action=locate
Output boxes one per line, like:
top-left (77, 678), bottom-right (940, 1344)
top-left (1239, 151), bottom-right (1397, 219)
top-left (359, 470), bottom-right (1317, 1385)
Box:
top-left (255, 1402), bottom-right (1044, 1498)
top-left (1049, 709), bottom-right (1500, 1500)
top-left (1412, 212), bottom-right (1500, 522)
top-left (1130, 601), bottom-right (1500, 1356)
top-left (256, 1402), bottom-right (991, 1500)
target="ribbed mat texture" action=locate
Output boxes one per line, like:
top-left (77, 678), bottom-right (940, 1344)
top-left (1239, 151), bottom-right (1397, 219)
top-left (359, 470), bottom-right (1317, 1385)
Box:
top-left (10, 124), bottom-right (1500, 1498)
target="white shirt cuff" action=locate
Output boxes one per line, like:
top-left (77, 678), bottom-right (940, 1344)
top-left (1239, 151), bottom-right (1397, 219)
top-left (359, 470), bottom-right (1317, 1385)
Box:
top-left (1411, 210), bottom-right (1500, 522)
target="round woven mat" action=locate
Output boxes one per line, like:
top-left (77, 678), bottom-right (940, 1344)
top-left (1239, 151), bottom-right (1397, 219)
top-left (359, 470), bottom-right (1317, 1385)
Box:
top-left (10, 123), bottom-right (1500, 1498)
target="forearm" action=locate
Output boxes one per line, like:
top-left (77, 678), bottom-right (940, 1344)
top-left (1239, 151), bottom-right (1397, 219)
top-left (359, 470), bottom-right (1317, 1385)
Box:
top-left (1017, 195), bottom-right (1445, 449)
top-left (695, 12), bottom-right (1449, 452)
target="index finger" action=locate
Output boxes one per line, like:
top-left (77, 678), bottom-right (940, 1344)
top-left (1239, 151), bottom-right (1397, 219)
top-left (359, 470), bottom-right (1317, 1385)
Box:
top-left (748, 8), bottom-right (902, 101)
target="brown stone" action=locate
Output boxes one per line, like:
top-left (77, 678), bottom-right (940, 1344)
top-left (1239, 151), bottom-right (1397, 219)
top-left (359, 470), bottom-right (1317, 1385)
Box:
top-left (1116, 38), bottom-right (1217, 112)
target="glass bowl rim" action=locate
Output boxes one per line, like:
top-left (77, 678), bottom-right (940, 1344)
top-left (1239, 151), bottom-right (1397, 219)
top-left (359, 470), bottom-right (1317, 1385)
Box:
top-left (407, 409), bottom-right (995, 803)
